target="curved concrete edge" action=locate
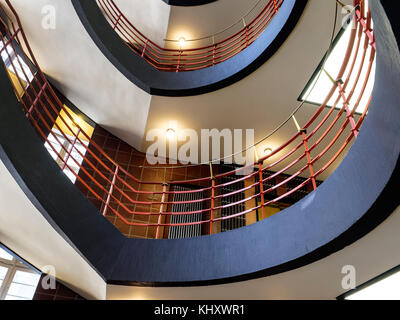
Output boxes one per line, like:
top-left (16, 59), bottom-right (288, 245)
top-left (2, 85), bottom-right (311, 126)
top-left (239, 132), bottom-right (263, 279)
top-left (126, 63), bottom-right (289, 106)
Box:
top-left (0, 64), bottom-right (126, 280)
top-left (71, 0), bottom-right (308, 97)
top-left (104, 0), bottom-right (400, 286)
top-left (0, 159), bottom-right (107, 300)
top-left (162, 0), bottom-right (217, 6)
top-left (0, 0), bottom-right (399, 287)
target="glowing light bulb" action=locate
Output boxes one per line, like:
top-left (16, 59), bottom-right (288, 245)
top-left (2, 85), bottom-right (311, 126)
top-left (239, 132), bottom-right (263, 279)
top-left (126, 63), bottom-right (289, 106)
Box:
top-left (166, 128), bottom-right (176, 140)
top-left (178, 37), bottom-right (185, 49)
top-left (264, 148), bottom-right (273, 156)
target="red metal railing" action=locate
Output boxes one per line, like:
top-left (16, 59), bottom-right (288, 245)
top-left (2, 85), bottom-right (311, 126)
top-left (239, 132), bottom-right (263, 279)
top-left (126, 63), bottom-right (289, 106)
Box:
top-left (97, 0), bottom-right (284, 71)
top-left (0, 0), bottom-right (375, 238)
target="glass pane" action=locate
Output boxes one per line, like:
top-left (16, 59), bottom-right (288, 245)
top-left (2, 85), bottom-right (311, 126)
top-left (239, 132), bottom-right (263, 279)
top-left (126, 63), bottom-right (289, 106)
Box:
top-left (5, 295), bottom-right (28, 300)
top-left (7, 283), bottom-right (37, 299)
top-left (13, 270), bottom-right (40, 286)
top-left (45, 126), bottom-right (89, 185)
top-left (0, 265), bottom-right (9, 280)
top-left (0, 247), bottom-right (13, 260)
top-left (346, 271), bottom-right (400, 300)
top-left (11, 56), bottom-right (34, 82)
top-left (68, 154), bottom-right (81, 166)
top-left (6, 270), bottom-right (40, 300)
top-left (63, 168), bottom-right (77, 183)
top-left (301, 4), bottom-right (375, 115)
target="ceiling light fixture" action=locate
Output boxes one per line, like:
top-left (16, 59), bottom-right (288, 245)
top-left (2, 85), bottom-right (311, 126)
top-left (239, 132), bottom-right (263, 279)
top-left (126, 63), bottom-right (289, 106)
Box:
top-left (178, 37), bottom-right (185, 49)
top-left (264, 148), bottom-right (273, 156)
top-left (166, 128), bottom-right (176, 140)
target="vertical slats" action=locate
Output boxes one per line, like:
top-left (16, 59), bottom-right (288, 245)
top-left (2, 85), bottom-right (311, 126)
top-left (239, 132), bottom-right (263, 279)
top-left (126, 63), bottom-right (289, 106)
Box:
top-left (220, 164), bottom-right (246, 232)
top-left (168, 185), bottom-right (204, 239)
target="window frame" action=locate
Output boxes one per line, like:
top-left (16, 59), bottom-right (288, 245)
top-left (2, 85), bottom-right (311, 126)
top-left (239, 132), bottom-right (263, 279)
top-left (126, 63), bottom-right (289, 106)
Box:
top-left (337, 264), bottom-right (400, 300)
top-left (297, 12), bottom-right (364, 112)
top-left (0, 245), bottom-right (41, 300)
top-left (44, 127), bottom-right (89, 183)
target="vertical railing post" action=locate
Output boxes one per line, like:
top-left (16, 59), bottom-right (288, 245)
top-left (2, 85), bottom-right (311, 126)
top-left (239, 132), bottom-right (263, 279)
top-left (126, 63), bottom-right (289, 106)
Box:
top-left (258, 160), bottom-right (266, 220)
top-left (293, 116), bottom-right (317, 190)
top-left (254, 147), bottom-right (266, 220)
top-left (62, 127), bottom-right (81, 170)
top-left (209, 163), bottom-right (215, 235)
top-left (354, 3), bottom-right (376, 50)
top-left (176, 50), bottom-right (182, 72)
top-left (102, 165), bottom-right (119, 216)
top-left (324, 69), bottom-right (359, 138)
top-left (156, 183), bottom-right (168, 239)
top-left (242, 18), bottom-right (249, 48)
top-left (212, 46), bottom-right (216, 66)
top-left (212, 45), bottom-right (216, 65)
top-left (141, 39), bottom-right (149, 57)
top-left (212, 36), bottom-right (216, 66)
top-left (337, 79), bottom-right (359, 138)
top-left (113, 13), bottom-right (122, 30)
top-left (25, 82), bottom-right (47, 119)
top-left (273, 0), bottom-right (278, 14)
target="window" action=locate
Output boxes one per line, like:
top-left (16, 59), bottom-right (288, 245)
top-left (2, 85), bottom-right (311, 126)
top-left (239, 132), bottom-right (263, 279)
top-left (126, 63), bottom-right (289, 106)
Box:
top-left (299, 2), bottom-right (375, 115)
top-left (0, 246), bottom-right (41, 300)
top-left (43, 106), bottom-right (93, 184)
top-left (339, 265), bottom-right (400, 300)
top-left (0, 38), bottom-right (34, 83)
top-left (44, 128), bottom-right (89, 183)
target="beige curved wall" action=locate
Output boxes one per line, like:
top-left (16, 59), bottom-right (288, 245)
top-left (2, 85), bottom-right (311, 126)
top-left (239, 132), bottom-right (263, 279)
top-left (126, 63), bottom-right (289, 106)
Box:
top-left (0, 159), bottom-right (106, 300)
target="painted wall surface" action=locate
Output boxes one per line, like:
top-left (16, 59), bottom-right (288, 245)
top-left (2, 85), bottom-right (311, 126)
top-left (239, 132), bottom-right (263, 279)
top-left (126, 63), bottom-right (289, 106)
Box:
top-left (0, 159), bottom-right (106, 300)
top-left (113, 0), bottom-right (170, 47)
top-left (3, 0), bottom-right (159, 150)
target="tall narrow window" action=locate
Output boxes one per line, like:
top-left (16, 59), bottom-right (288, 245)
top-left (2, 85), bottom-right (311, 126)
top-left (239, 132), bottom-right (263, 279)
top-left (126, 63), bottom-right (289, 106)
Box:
top-left (44, 106), bottom-right (94, 183)
top-left (0, 247), bottom-right (41, 300)
top-left (299, 2), bottom-right (375, 115)
top-left (340, 265), bottom-right (400, 300)
top-left (0, 38), bottom-right (34, 83)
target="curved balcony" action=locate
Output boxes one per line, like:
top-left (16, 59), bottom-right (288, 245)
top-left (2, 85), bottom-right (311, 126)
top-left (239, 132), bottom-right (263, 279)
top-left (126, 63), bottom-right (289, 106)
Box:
top-left (99, 0), bottom-right (284, 72)
top-left (72, 0), bottom-right (308, 96)
top-left (0, 0), bottom-right (399, 286)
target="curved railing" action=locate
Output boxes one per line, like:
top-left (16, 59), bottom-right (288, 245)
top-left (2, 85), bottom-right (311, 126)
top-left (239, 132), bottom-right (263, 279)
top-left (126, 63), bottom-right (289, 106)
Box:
top-left (97, 0), bottom-right (284, 71)
top-left (0, 0), bottom-right (375, 239)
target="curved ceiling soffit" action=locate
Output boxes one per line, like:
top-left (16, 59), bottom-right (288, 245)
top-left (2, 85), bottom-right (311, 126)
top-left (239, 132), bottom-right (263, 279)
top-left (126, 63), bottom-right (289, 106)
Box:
top-left (72, 0), bottom-right (308, 97)
top-left (162, 0), bottom-right (218, 6)
top-left (0, 0), bottom-right (399, 286)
